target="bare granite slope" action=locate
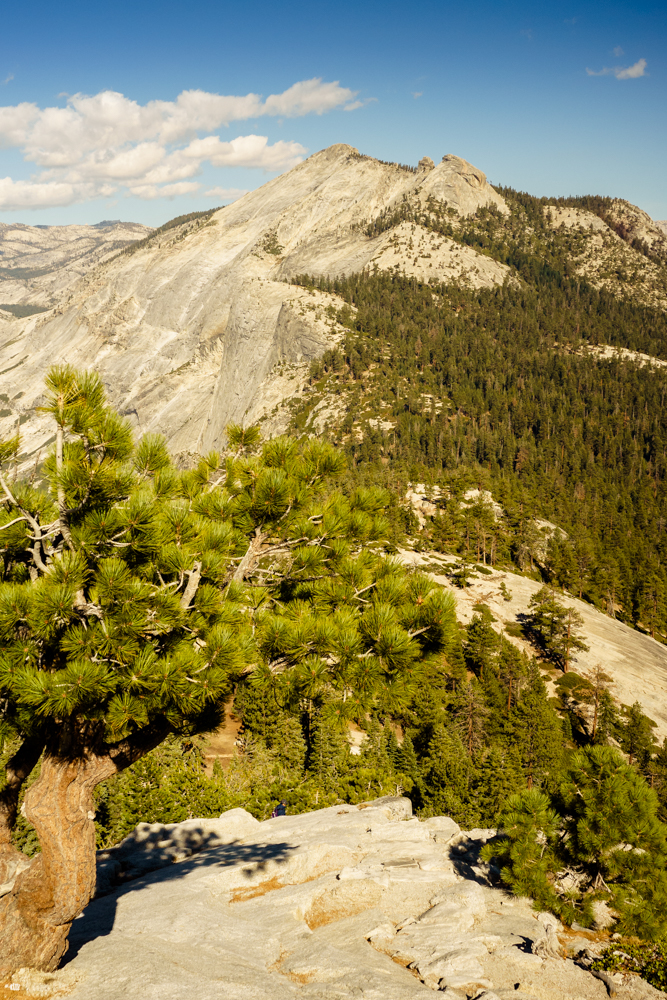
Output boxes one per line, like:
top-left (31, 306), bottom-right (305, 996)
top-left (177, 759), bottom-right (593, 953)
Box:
top-left (545, 205), bottom-right (667, 311)
top-left (400, 549), bottom-right (667, 741)
top-left (0, 146), bottom-right (507, 463)
top-left (607, 200), bottom-right (667, 258)
top-left (17, 799), bottom-right (663, 1000)
top-left (0, 221), bottom-right (152, 307)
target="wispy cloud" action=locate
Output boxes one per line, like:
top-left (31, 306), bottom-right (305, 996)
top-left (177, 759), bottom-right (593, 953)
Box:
top-left (613, 46), bottom-right (624, 57)
top-left (1, 74), bottom-right (13, 85)
top-left (616, 58), bottom-right (647, 79)
top-left (412, 92), bottom-right (423, 99)
top-left (179, 134), bottom-right (306, 170)
top-left (0, 78), bottom-right (360, 210)
top-left (128, 181), bottom-right (200, 200)
top-left (586, 57), bottom-right (647, 79)
top-left (203, 186), bottom-right (249, 201)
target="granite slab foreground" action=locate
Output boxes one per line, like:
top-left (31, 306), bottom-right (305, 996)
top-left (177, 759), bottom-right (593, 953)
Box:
top-left (25, 797), bottom-right (664, 1000)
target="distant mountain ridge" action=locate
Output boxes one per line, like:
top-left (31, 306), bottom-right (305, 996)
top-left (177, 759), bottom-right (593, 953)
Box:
top-left (0, 219), bottom-right (153, 308)
top-left (0, 144), bottom-right (666, 467)
top-left (0, 146), bottom-right (510, 463)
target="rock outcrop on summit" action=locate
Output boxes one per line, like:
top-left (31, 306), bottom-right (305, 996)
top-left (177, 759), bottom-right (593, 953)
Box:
top-left (24, 798), bottom-right (664, 1000)
top-left (0, 146), bottom-right (507, 463)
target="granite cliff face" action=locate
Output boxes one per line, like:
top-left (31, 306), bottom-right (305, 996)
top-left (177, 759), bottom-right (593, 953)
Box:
top-left (0, 220), bottom-right (152, 308)
top-left (605, 200), bottom-right (667, 257)
top-left (0, 146), bottom-right (507, 462)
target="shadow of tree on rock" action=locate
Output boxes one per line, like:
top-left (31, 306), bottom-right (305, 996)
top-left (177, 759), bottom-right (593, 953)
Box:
top-left (448, 835), bottom-right (503, 886)
top-left (63, 836), bottom-right (295, 966)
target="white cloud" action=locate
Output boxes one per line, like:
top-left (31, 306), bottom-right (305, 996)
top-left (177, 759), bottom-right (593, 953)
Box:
top-left (613, 46), bottom-right (624, 57)
top-left (616, 58), bottom-right (647, 79)
top-left (0, 102), bottom-right (39, 147)
top-left (262, 78), bottom-right (356, 117)
top-left (0, 176), bottom-right (85, 210)
top-left (412, 92), bottom-right (423, 99)
top-left (183, 134), bottom-right (306, 170)
top-left (0, 78), bottom-right (359, 211)
top-left (2, 74), bottom-right (13, 86)
top-left (586, 57), bottom-right (647, 79)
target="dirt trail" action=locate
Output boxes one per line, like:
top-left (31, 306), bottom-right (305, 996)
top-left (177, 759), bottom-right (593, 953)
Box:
top-left (202, 702), bottom-right (242, 774)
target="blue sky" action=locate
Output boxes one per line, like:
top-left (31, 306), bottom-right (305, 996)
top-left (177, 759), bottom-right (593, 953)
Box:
top-left (0, 0), bottom-right (664, 226)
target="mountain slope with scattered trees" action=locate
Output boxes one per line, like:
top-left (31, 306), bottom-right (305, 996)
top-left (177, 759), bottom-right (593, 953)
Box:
top-left (290, 210), bottom-right (667, 642)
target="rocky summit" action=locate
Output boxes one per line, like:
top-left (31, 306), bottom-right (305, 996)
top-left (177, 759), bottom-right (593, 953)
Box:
top-left (14, 797), bottom-right (663, 1000)
top-left (0, 147), bottom-right (506, 465)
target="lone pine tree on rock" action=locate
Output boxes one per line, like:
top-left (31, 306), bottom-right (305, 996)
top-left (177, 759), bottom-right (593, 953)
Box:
top-left (0, 366), bottom-right (455, 975)
top-left (527, 585), bottom-right (588, 671)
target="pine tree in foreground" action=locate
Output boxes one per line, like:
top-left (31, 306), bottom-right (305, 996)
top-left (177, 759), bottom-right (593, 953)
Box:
top-left (0, 366), bottom-right (455, 974)
top-left (482, 746), bottom-right (667, 939)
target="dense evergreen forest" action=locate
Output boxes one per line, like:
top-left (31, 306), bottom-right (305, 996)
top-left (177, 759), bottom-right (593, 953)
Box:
top-left (294, 191), bottom-right (667, 644)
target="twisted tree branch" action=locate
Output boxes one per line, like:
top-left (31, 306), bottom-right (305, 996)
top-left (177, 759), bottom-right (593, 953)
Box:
top-left (0, 472), bottom-right (48, 574)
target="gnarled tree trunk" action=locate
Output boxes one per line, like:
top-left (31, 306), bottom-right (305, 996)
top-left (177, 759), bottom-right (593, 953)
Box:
top-left (0, 753), bottom-right (114, 976)
top-left (0, 720), bottom-right (171, 976)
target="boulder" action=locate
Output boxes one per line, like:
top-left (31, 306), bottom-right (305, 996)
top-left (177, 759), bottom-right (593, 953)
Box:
top-left (362, 794), bottom-right (413, 820)
top-left (423, 816), bottom-right (461, 842)
top-left (465, 827), bottom-right (498, 842)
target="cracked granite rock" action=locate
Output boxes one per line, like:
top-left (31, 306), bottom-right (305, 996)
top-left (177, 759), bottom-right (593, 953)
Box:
top-left (34, 797), bottom-right (665, 1000)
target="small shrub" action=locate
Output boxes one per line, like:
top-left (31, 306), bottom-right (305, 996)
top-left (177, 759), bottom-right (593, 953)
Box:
top-left (499, 581), bottom-right (513, 601)
top-left (592, 939), bottom-right (667, 991)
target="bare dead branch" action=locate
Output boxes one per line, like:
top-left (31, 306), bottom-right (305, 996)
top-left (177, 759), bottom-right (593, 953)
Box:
top-left (0, 516), bottom-right (29, 532)
top-left (180, 561), bottom-right (202, 609)
top-left (0, 472), bottom-right (48, 574)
